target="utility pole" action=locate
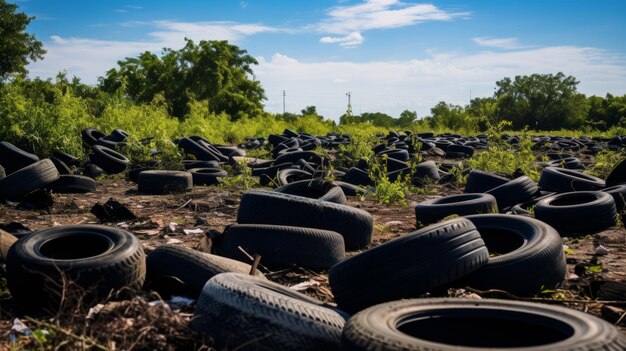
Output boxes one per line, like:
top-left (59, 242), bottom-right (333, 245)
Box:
top-left (470, 90), bottom-right (472, 102)
top-left (346, 92), bottom-right (352, 118)
top-left (282, 90), bottom-right (286, 114)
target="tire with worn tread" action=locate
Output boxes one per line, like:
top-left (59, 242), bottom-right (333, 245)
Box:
top-left (538, 167), bottom-right (605, 193)
top-left (414, 193), bottom-right (497, 226)
top-left (218, 224), bottom-right (344, 269)
top-left (0, 141), bottom-right (39, 174)
top-left (237, 190), bottom-right (373, 250)
top-left (464, 170), bottom-right (509, 193)
top-left (0, 159), bottom-right (59, 200)
top-left (274, 179), bottom-right (347, 204)
top-left (459, 214), bottom-right (566, 296)
top-left (534, 191), bottom-right (617, 235)
top-left (191, 272), bottom-right (346, 351)
top-left (7, 225), bottom-right (145, 311)
top-left (341, 298), bottom-right (626, 351)
top-left (188, 167), bottom-right (227, 186)
top-left (89, 145), bottom-right (129, 174)
top-left (486, 176), bottom-right (539, 211)
top-left (145, 245), bottom-right (264, 299)
top-left (329, 218), bottom-right (488, 313)
top-left (138, 170), bottom-right (193, 194)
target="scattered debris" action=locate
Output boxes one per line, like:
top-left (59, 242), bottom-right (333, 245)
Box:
top-left (90, 198), bottom-right (136, 223)
top-left (596, 245), bottom-right (610, 256)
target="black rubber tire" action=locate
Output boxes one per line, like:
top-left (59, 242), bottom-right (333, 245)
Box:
top-left (103, 128), bottom-right (129, 142)
top-left (50, 156), bottom-right (73, 175)
top-left (0, 159), bottom-right (59, 201)
top-left (178, 137), bottom-right (222, 162)
top-left (464, 169), bottom-right (509, 193)
top-left (145, 245), bottom-right (265, 299)
top-left (328, 218), bottom-right (488, 313)
top-left (377, 149), bottom-right (409, 161)
top-left (277, 168), bottom-right (313, 186)
top-left (341, 298), bottom-right (626, 351)
top-left (414, 193), bottom-right (497, 226)
top-left (81, 128), bottom-right (106, 146)
top-left (0, 141), bottom-right (39, 175)
top-left (605, 157), bottom-right (626, 187)
top-left (413, 161), bottom-right (441, 185)
top-left (126, 166), bottom-right (155, 183)
top-left (342, 167), bottom-right (374, 186)
top-left (188, 167), bottom-right (227, 186)
top-left (447, 144), bottom-right (475, 157)
top-left (534, 191), bottom-right (617, 236)
top-left (538, 167), bottom-right (605, 193)
top-left (47, 175), bottom-right (96, 193)
top-left (486, 176), bottom-right (539, 212)
top-left (83, 163), bottom-right (104, 179)
top-left (137, 170), bottom-right (193, 194)
top-left (274, 179), bottom-right (348, 204)
top-left (237, 190), bottom-right (373, 250)
top-left (459, 214), bottom-right (567, 296)
top-left (182, 160), bottom-right (220, 170)
top-left (603, 184), bottom-right (626, 212)
top-left (333, 181), bottom-right (368, 196)
top-left (191, 272), bottom-right (346, 351)
top-left (509, 192), bottom-right (555, 217)
top-left (218, 224), bottom-right (345, 270)
top-left (7, 225), bottom-right (146, 311)
top-left (0, 165), bottom-right (5, 180)
top-left (274, 150), bottom-right (322, 165)
top-left (89, 145), bottom-right (129, 174)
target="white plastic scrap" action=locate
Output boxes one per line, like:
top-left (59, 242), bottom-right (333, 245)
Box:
top-left (596, 245), bottom-right (610, 256)
top-left (11, 318), bottom-right (32, 336)
top-left (86, 303), bottom-right (105, 320)
top-left (183, 228), bottom-right (204, 235)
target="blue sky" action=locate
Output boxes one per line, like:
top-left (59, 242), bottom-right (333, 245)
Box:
top-left (17, 0), bottom-right (626, 120)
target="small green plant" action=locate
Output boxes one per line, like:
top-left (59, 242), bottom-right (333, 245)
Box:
top-left (369, 155), bottom-right (414, 205)
top-left (219, 161), bottom-right (258, 193)
top-left (589, 149), bottom-right (624, 179)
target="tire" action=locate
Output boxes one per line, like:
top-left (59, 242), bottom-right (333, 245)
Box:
top-left (83, 163), bottom-right (104, 179)
top-left (275, 150), bottom-right (323, 165)
top-left (0, 159), bottom-right (59, 201)
top-left (0, 141), bottom-right (39, 175)
top-left (333, 181), bottom-right (368, 197)
top-left (50, 156), bottom-right (73, 175)
top-left (464, 170), bottom-right (509, 193)
top-left (182, 160), bottom-right (220, 170)
top-left (0, 165), bottom-right (5, 180)
top-left (137, 170), bottom-right (193, 194)
top-left (126, 166), bottom-right (155, 183)
top-left (509, 192), bottom-right (555, 217)
top-left (191, 272), bottom-right (346, 351)
top-left (7, 225), bottom-right (146, 311)
top-left (413, 161), bottom-right (440, 185)
top-left (328, 218), bottom-right (488, 313)
top-left (218, 224), bottom-right (345, 269)
top-left (274, 179), bottom-right (347, 204)
top-left (341, 298), bottom-right (626, 351)
top-left (538, 167), bottom-right (605, 193)
top-left (237, 190), bottom-right (373, 250)
top-left (145, 245), bottom-right (265, 299)
top-left (178, 137), bottom-right (221, 162)
top-left (414, 193), bottom-right (497, 226)
top-left (342, 167), bottom-right (374, 186)
top-left (447, 144), bottom-right (475, 157)
top-left (486, 176), bottom-right (539, 212)
top-left (603, 184), bottom-right (626, 212)
top-left (277, 168), bottom-right (313, 186)
top-left (377, 149), bottom-right (409, 161)
top-left (188, 167), bottom-right (227, 186)
top-left (47, 175), bottom-right (96, 193)
top-left (459, 214), bottom-right (566, 296)
top-left (606, 157), bottom-right (626, 187)
top-left (89, 145), bottom-right (129, 174)
top-left (81, 128), bottom-right (106, 146)
top-left (534, 191), bottom-right (617, 235)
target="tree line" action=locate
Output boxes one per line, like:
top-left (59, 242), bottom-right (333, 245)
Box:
top-left (2, 0), bottom-right (625, 133)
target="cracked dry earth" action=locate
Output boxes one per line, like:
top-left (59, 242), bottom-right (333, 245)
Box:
top-left (0, 179), bottom-right (625, 335)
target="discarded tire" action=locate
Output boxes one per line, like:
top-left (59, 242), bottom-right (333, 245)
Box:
top-left (237, 190), bottom-right (373, 250)
top-left (89, 145), bottom-right (129, 174)
top-left (486, 175), bottom-right (539, 211)
top-left (0, 141), bottom-right (39, 175)
top-left (464, 169), bottom-right (509, 193)
top-left (137, 170), bottom-right (193, 194)
top-left (274, 179), bottom-right (347, 204)
top-left (192, 272), bottom-right (346, 351)
top-left (603, 184), bottom-right (626, 212)
top-left (188, 167), bottom-right (227, 186)
top-left (329, 218), bottom-right (488, 313)
top-left (0, 159), bottom-right (59, 201)
top-left (414, 193), bottom-right (497, 226)
top-left (606, 157), bottom-right (626, 187)
top-left (145, 245), bottom-right (264, 299)
top-left (7, 225), bottom-right (146, 311)
top-left (50, 156), bottom-right (73, 175)
top-left (47, 175), bottom-right (96, 193)
top-left (460, 214), bottom-right (566, 296)
top-left (341, 298), bottom-right (626, 351)
top-left (218, 224), bottom-right (345, 269)
top-left (277, 168), bottom-right (313, 186)
top-left (81, 128), bottom-right (106, 146)
top-left (538, 167), bottom-right (605, 193)
top-left (535, 191), bottom-right (617, 235)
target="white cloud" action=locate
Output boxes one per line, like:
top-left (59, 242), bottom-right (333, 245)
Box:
top-left (318, 0), bottom-right (469, 34)
top-left (320, 32), bottom-right (364, 47)
top-left (240, 1), bottom-right (249, 9)
top-left (473, 37), bottom-right (526, 50)
top-left (256, 46), bottom-right (626, 120)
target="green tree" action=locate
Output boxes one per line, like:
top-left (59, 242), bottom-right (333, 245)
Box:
top-left (0, 0), bottom-right (46, 80)
top-left (586, 94), bottom-right (626, 129)
top-left (429, 101), bottom-right (470, 130)
top-left (397, 109), bottom-right (417, 127)
top-left (495, 72), bottom-right (588, 130)
top-left (301, 105), bottom-right (324, 121)
top-left (99, 39), bottom-right (265, 119)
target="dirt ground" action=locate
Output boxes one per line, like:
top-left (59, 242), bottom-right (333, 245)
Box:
top-left (1, 178), bottom-right (625, 345)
